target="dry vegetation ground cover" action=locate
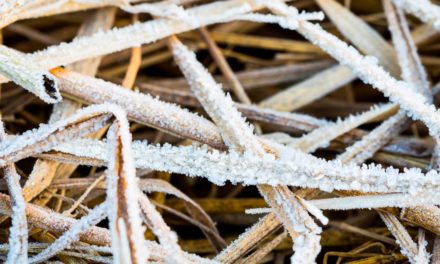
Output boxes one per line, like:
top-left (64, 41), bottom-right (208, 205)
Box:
top-left (0, 0), bottom-right (440, 263)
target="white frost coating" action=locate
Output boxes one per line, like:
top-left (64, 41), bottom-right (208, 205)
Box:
top-left (4, 167), bottom-right (28, 264)
top-left (114, 218), bottom-right (132, 264)
top-left (295, 21), bottom-right (440, 137)
top-left (385, 1), bottom-right (431, 99)
top-left (310, 193), bottom-right (440, 210)
top-left (0, 104), bottom-right (115, 166)
top-left (337, 110), bottom-right (407, 164)
top-left (54, 69), bottom-right (224, 148)
top-left (170, 38), bottom-right (264, 154)
top-left (245, 208), bottom-right (273, 214)
top-left (290, 234), bottom-right (321, 264)
top-left (296, 196), bottom-right (328, 225)
top-left (0, 45), bottom-right (60, 103)
top-left (54, 139), bottom-right (440, 195)
top-left (392, 0), bottom-right (440, 30)
top-left (170, 35), bottom-right (317, 255)
top-left (273, 190), bottom-right (321, 264)
top-left (121, 2), bottom-right (192, 22)
top-left (29, 202), bottom-right (108, 264)
top-left (292, 103), bottom-right (395, 152)
top-left (0, 122), bottom-right (28, 264)
top-left (23, 0), bottom-right (255, 72)
top-left (414, 230), bottom-right (431, 264)
top-left (247, 192), bottom-right (440, 212)
top-left (106, 110), bottom-right (147, 264)
top-left (232, 11), bottom-right (324, 30)
top-left (138, 195), bottom-right (191, 264)
top-left (379, 212), bottom-right (429, 264)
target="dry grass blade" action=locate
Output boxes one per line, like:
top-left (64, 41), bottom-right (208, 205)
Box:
top-left (22, 6), bottom-right (116, 205)
top-left (16, 0), bottom-right (262, 73)
top-left (0, 193), bottom-right (111, 246)
top-left (0, 122), bottom-right (28, 263)
top-left (337, 110), bottom-right (409, 164)
top-left (235, 230), bottom-right (287, 264)
top-left (401, 206), bottom-right (440, 235)
top-left (53, 139), bottom-right (440, 195)
top-left (169, 34), bottom-right (322, 260)
top-left (105, 107), bottom-right (146, 264)
top-left (259, 65), bottom-right (355, 111)
top-left (384, 0), bottom-right (430, 97)
top-left (52, 68), bottom-right (225, 149)
top-left (2, 1), bottom-right (440, 262)
top-left (140, 179), bottom-right (226, 251)
top-left (392, 0), bottom-right (440, 30)
top-left (215, 213), bottom-right (280, 263)
top-left (295, 21), bottom-right (440, 137)
top-left (0, 45), bottom-right (60, 103)
top-left (199, 26), bottom-right (251, 104)
top-left (379, 212), bottom-right (429, 263)
top-left (28, 201), bottom-right (108, 263)
top-left (0, 105), bottom-right (114, 166)
top-left (316, 0), bottom-right (400, 76)
top-left (292, 103), bottom-right (397, 152)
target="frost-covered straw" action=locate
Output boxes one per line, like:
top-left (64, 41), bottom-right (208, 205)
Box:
top-left (53, 140), bottom-right (440, 197)
top-left (392, 0), bottom-right (440, 30)
top-left (0, 192), bottom-right (111, 246)
top-left (0, 106), bottom-right (112, 167)
top-left (0, 45), bottom-right (60, 103)
top-left (294, 21), bottom-right (440, 137)
top-left (28, 201), bottom-right (109, 263)
top-left (169, 35), bottom-right (327, 262)
top-left (0, 122), bottom-right (28, 264)
top-left (3, 0), bottom-right (265, 80)
top-left (51, 68), bottom-right (225, 149)
top-left (292, 103), bottom-right (396, 153)
top-left (103, 106), bottom-right (148, 264)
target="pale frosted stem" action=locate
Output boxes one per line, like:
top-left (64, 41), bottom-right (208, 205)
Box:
top-left (52, 68), bottom-right (225, 149)
top-left (392, 0), bottom-right (440, 30)
top-left (29, 202), bottom-right (108, 264)
top-left (170, 34), bottom-right (322, 261)
top-left (379, 212), bottom-right (430, 263)
top-left (53, 139), bottom-right (440, 201)
top-left (22, 0), bottom-right (258, 72)
top-left (292, 103), bottom-right (396, 152)
top-left (0, 122), bottom-right (28, 264)
top-left (310, 193), bottom-right (440, 210)
top-left (138, 194), bottom-right (194, 263)
top-left (0, 193), bottom-right (111, 246)
top-left (105, 108), bottom-right (147, 264)
top-left (0, 105), bottom-right (113, 166)
top-left (293, 21), bottom-right (440, 137)
top-left (0, 45), bottom-right (60, 103)
top-left (337, 110), bottom-right (408, 164)
top-left (170, 36), bottom-right (263, 154)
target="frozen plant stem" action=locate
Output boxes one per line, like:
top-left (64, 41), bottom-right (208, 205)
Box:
top-left (170, 35), bottom-right (326, 263)
top-left (0, 45), bottom-right (60, 103)
top-left (0, 122), bottom-right (28, 264)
